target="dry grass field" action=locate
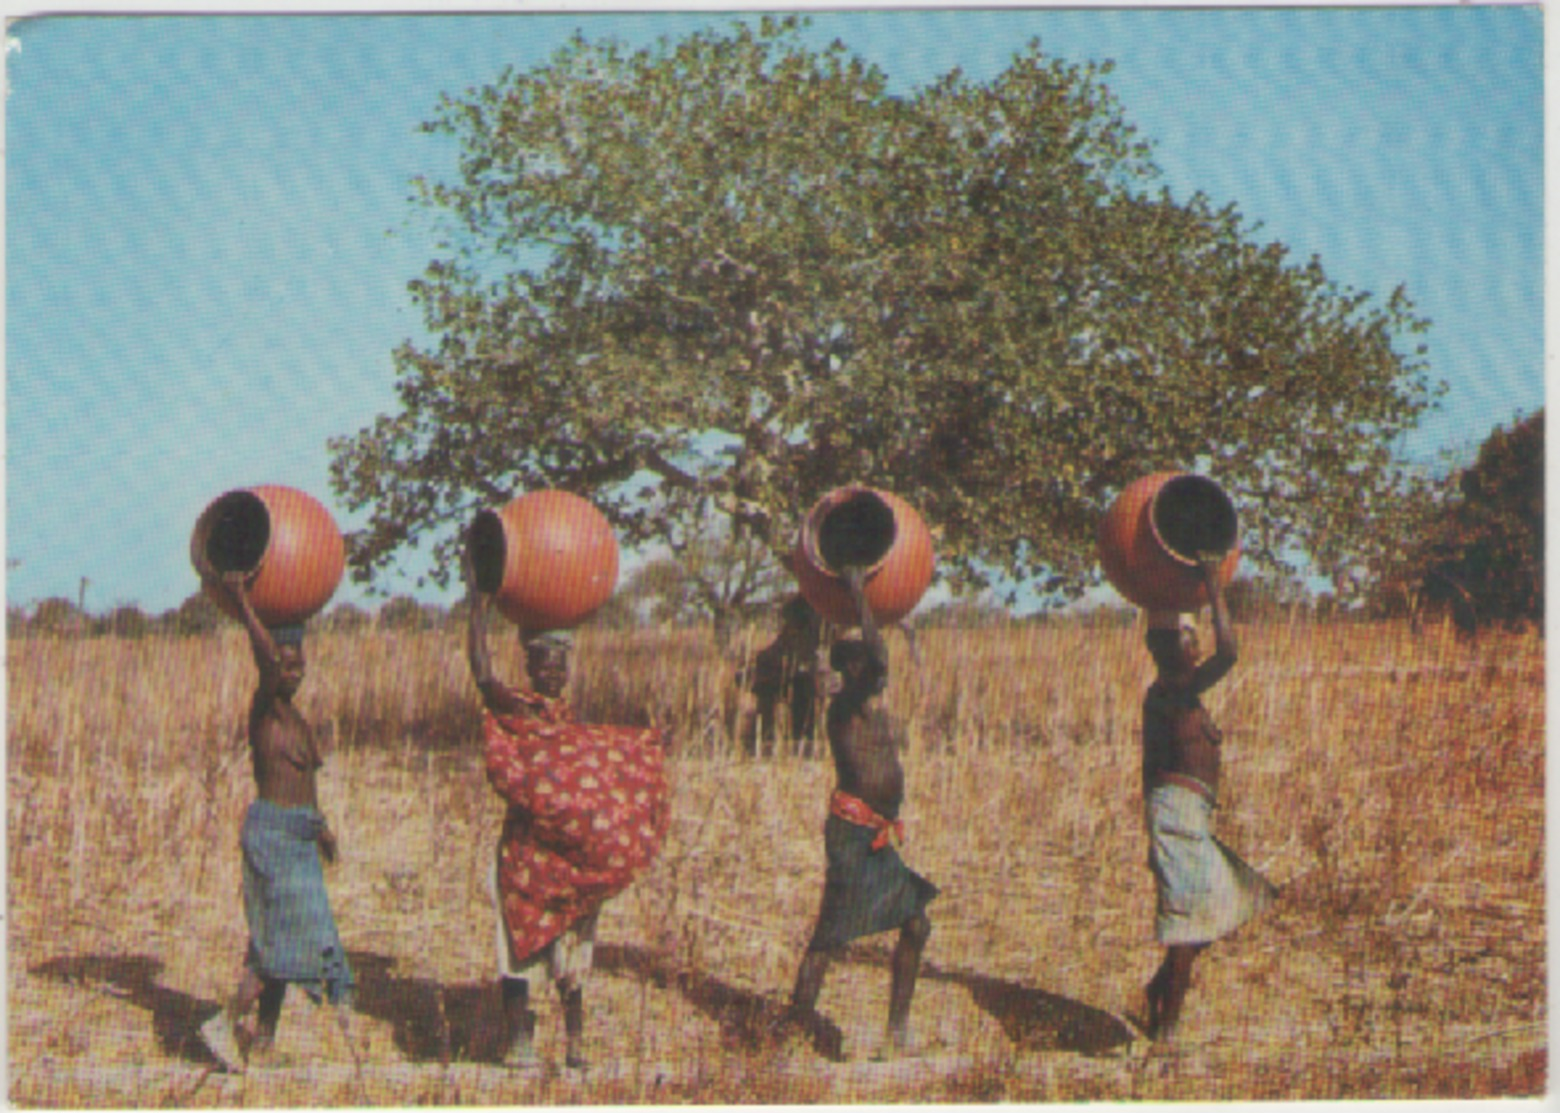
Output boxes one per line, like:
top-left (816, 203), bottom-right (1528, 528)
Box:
top-left (6, 616), bottom-right (1545, 1105)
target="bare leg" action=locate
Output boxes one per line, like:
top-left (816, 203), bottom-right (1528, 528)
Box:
top-left (559, 980), bottom-right (586, 1069)
top-left (231, 969), bottom-right (268, 1018)
top-left (239, 979), bottom-right (288, 1064)
top-left (499, 976), bottom-right (538, 1068)
top-left (886, 913), bottom-right (931, 1051)
top-left (1148, 945), bottom-right (1202, 1041)
top-left (253, 979), bottom-right (286, 1044)
top-left (790, 949), bottom-right (831, 1016)
top-left (201, 968), bottom-right (268, 1072)
top-left (757, 698), bottom-right (777, 757)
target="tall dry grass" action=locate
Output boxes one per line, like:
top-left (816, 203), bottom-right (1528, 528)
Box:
top-left (6, 616), bottom-right (1545, 1104)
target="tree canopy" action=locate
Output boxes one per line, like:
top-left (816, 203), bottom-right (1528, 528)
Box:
top-left (1387, 410), bottom-right (1543, 629)
top-left (331, 16), bottom-right (1438, 608)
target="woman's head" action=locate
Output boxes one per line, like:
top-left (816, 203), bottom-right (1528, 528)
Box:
top-left (522, 630), bottom-right (572, 697)
top-left (1146, 613), bottom-right (1198, 681)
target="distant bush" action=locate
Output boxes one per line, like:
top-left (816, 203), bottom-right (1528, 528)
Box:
top-left (319, 601), bottom-right (372, 634)
top-left (378, 594), bottom-right (437, 632)
top-left (160, 591), bottom-right (224, 637)
top-left (911, 598), bottom-right (1013, 629)
top-left (29, 597), bottom-right (86, 636)
top-left (103, 605), bottom-right (151, 640)
top-left (1225, 574), bottom-right (1312, 622)
top-left (1382, 410), bottom-right (1543, 630)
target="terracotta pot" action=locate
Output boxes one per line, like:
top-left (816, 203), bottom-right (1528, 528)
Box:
top-left (191, 485), bottom-right (345, 627)
top-left (793, 486), bottom-right (935, 626)
top-left (468, 490), bottom-right (619, 632)
top-left (1096, 472), bottom-right (1241, 611)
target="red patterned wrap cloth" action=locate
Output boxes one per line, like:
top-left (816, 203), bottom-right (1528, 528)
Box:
top-left (484, 686), bottom-right (670, 964)
top-left (829, 789), bottom-right (905, 851)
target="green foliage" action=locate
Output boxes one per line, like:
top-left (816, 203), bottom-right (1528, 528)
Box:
top-left (1394, 411), bottom-right (1543, 628)
top-left (161, 591), bottom-right (224, 637)
top-left (331, 16), bottom-right (1437, 601)
top-left (614, 512), bottom-right (788, 635)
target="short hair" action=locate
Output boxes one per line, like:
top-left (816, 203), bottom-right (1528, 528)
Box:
top-left (830, 638), bottom-right (869, 672)
top-left (1145, 628), bottom-right (1185, 671)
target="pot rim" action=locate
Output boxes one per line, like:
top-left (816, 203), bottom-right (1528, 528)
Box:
top-left (798, 485), bottom-right (897, 581)
top-left (191, 487), bottom-right (273, 583)
top-left (1145, 473), bottom-right (1237, 569)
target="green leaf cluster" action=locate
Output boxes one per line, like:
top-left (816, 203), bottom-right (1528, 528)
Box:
top-left (330, 16), bottom-right (1438, 602)
top-left (1389, 410), bottom-right (1543, 628)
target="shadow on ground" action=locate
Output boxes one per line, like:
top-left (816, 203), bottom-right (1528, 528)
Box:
top-left (30, 946), bottom-right (970, 1068)
top-left (346, 952), bottom-right (496, 1064)
top-left (28, 954), bottom-right (222, 1067)
top-left (28, 945), bottom-right (844, 1067)
top-left (596, 942), bottom-right (846, 1061)
top-left (923, 962), bottom-right (1138, 1056)
top-left (27, 951), bottom-right (497, 1068)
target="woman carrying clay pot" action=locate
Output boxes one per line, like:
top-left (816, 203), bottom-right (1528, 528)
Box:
top-left (1140, 558), bottom-right (1277, 1042)
top-left (199, 572), bottom-right (355, 1073)
top-left (463, 551), bottom-right (669, 1074)
top-left (788, 567), bottom-right (939, 1059)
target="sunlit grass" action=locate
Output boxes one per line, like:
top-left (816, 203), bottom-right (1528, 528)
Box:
top-left (7, 617), bottom-right (1544, 1104)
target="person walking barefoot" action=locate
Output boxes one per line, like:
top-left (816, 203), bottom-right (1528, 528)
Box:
top-left (789, 567), bottom-right (938, 1059)
top-left (200, 573), bottom-right (354, 1073)
top-left (1140, 558), bottom-right (1277, 1043)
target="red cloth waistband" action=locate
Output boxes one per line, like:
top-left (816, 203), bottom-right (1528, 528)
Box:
top-left (829, 790), bottom-right (904, 851)
top-left (1156, 772), bottom-right (1217, 805)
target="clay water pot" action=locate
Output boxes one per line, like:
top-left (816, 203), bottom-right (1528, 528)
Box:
top-left (191, 485), bottom-right (345, 627)
top-left (793, 486), bottom-right (935, 626)
top-left (1096, 472), bottom-right (1241, 611)
top-left (467, 490), bottom-right (619, 632)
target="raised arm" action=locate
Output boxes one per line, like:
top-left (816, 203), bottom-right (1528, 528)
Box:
top-left (844, 567), bottom-right (889, 676)
top-left (463, 546), bottom-right (527, 717)
top-left (1193, 558), bottom-right (1238, 693)
top-left (220, 572), bottom-right (284, 696)
top-left (464, 547), bottom-right (496, 690)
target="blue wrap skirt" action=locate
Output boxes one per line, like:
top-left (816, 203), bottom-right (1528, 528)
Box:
top-left (241, 799), bottom-right (354, 1004)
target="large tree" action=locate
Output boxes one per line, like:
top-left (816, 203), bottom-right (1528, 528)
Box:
top-left (614, 516), bottom-right (790, 636)
top-left (331, 16), bottom-right (1437, 608)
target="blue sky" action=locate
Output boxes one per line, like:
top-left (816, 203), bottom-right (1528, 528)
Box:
top-left (5, 7), bottom-right (1545, 615)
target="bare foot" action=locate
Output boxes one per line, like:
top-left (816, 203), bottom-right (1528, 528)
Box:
top-left (199, 1013), bottom-right (246, 1074)
top-left (871, 1028), bottom-right (924, 1061)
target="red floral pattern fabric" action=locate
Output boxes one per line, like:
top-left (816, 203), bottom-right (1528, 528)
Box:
top-left (484, 683), bottom-right (670, 964)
